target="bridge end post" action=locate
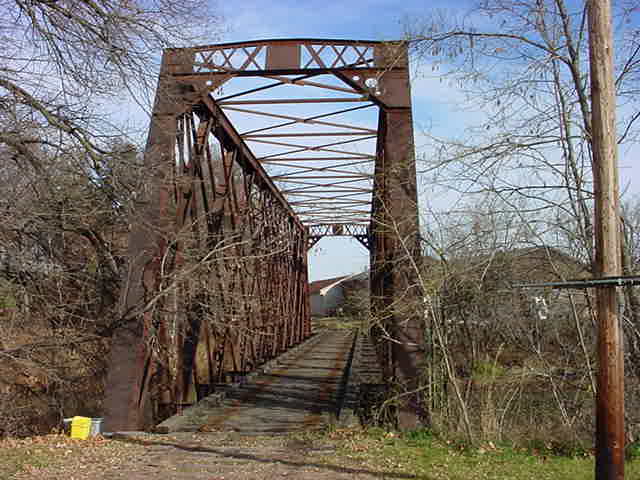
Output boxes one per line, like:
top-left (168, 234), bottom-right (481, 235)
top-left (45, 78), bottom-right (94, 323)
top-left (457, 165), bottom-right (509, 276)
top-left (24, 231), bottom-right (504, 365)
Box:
top-left (103, 49), bottom-right (194, 432)
top-left (370, 42), bottom-right (425, 430)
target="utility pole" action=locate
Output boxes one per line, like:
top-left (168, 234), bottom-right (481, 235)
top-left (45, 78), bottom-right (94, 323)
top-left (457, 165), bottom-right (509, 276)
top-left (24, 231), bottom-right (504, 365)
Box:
top-left (587, 0), bottom-right (625, 478)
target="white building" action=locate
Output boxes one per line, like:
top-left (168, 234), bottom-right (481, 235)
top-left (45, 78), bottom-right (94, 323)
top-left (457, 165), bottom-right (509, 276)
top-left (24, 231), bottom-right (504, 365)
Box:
top-left (309, 272), bottom-right (368, 317)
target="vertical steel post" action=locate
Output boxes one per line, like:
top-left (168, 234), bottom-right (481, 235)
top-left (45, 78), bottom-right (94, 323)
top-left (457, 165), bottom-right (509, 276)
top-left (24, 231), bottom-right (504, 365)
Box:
top-left (104, 55), bottom-right (177, 432)
top-left (588, 1), bottom-right (625, 478)
top-left (103, 49), bottom-right (195, 431)
top-left (302, 228), bottom-right (312, 339)
top-left (370, 43), bottom-right (425, 429)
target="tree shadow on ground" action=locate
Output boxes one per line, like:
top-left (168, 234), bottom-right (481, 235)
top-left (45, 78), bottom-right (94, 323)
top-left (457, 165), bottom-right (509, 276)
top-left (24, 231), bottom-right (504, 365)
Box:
top-left (112, 435), bottom-right (418, 479)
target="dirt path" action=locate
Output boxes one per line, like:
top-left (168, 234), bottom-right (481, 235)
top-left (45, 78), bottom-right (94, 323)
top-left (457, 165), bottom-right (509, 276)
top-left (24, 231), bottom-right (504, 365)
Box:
top-left (6, 430), bottom-right (416, 479)
top-left (102, 431), bottom-right (413, 479)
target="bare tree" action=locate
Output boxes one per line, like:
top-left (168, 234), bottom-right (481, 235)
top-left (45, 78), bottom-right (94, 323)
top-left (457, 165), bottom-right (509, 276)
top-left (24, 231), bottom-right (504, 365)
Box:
top-left (0, 141), bottom-right (137, 435)
top-left (407, 0), bottom-right (640, 267)
top-left (417, 201), bottom-right (599, 447)
top-left (0, 0), bottom-right (223, 435)
top-left (1, 1), bottom-right (221, 158)
top-left (402, 0), bottom-right (640, 444)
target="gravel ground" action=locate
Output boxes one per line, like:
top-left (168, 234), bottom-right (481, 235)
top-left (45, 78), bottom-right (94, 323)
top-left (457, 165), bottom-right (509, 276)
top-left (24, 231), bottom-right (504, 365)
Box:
top-left (3, 430), bottom-right (416, 480)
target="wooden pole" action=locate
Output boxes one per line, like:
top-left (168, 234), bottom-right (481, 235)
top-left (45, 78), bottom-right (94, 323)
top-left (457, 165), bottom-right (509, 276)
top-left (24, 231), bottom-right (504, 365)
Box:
top-left (588, 1), bottom-right (625, 478)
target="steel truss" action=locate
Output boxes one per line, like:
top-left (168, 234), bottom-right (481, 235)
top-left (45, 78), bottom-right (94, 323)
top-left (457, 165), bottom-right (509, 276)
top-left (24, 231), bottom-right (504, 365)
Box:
top-left (104, 39), bottom-right (424, 431)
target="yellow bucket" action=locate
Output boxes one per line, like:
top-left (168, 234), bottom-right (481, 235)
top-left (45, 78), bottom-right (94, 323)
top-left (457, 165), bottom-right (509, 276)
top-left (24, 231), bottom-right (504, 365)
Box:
top-left (70, 416), bottom-right (92, 440)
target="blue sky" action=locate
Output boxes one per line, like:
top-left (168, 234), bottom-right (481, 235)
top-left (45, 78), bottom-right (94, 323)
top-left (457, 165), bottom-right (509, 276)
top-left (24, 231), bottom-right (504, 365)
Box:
top-left (218, 0), bottom-right (438, 42)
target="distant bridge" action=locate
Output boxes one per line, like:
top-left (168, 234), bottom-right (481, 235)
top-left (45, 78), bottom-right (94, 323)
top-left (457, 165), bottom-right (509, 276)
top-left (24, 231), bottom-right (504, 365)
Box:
top-left (104, 39), bottom-right (423, 431)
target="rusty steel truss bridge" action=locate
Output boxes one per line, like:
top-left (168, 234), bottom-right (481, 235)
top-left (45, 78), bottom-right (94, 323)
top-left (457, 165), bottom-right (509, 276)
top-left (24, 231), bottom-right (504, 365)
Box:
top-left (104, 39), bottom-right (424, 431)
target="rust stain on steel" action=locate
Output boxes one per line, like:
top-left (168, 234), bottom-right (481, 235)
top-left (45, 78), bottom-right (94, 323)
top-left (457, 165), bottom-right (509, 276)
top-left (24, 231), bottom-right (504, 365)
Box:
top-left (104, 39), bottom-right (423, 431)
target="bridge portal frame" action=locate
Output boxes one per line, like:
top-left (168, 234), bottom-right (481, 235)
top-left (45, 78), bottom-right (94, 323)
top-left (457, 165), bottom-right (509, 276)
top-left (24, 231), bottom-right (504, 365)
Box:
top-left (104, 39), bottom-right (424, 431)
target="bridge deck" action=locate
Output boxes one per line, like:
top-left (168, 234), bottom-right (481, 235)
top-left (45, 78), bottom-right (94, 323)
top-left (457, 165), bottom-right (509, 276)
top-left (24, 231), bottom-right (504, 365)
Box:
top-left (157, 329), bottom-right (357, 434)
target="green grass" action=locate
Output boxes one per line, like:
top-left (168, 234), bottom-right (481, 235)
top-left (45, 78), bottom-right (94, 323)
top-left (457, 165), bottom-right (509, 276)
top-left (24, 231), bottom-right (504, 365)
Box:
top-left (0, 280), bottom-right (17, 310)
top-left (0, 439), bottom-right (54, 479)
top-left (324, 427), bottom-right (640, 480)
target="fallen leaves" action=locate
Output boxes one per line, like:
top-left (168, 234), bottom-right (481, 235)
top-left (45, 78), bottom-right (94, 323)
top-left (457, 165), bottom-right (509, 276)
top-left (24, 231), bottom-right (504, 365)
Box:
top-left (0, 433), bottom-right (147, 479)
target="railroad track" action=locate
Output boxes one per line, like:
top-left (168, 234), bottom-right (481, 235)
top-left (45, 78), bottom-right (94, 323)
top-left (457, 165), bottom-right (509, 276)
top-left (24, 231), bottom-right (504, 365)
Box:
top-left (160, 329), bottom-right (357, 435)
